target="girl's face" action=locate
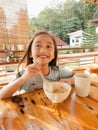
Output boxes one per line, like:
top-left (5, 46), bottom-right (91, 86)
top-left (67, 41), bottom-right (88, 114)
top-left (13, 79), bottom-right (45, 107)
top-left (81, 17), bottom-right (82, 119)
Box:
top-left (31, 34), bottom-right (55, 65)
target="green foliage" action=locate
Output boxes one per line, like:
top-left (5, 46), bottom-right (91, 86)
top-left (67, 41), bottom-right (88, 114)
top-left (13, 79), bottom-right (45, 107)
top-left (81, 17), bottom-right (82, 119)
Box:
top-left (82, 22), bottom-right (98, 47)
top-left (28, 0), bottom-right (98, 44)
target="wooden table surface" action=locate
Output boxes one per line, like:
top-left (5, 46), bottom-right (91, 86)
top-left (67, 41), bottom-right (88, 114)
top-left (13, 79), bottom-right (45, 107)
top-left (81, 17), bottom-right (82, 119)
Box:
top-left (0, 87), bottom-right (98, 130)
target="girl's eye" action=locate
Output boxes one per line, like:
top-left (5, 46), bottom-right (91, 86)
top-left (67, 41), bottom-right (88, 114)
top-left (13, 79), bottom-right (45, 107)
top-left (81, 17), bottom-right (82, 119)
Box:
top-left (35, 44), bottom-right (40, 48)
top-left (47, 45), bottom-right (52, 48)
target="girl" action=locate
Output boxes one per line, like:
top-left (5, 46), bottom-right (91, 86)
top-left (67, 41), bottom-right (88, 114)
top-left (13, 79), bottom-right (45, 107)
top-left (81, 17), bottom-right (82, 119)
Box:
top-left (0, 31), bottom-right (74, 99)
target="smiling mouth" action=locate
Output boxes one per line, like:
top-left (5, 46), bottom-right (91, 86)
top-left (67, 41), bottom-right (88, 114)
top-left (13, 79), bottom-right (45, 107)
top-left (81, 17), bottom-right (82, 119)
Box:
top-left (38, 55), bottom-right (49, 58)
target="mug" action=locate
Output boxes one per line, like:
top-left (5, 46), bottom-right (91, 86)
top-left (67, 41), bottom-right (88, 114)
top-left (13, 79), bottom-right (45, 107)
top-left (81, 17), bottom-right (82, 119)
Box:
top-left (74, 73), bottom-right (91, 97)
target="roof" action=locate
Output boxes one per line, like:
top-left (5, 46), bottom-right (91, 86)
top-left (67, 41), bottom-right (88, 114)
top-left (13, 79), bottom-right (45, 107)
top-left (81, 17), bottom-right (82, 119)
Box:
top-left (68, 30), bottom-right (84, 38)
top-left (89, 19), bottom-right (98, 24)
top-left (54, 36), bottom-right (68, 46)
top-left (85, 0), bottom-right (98, 4)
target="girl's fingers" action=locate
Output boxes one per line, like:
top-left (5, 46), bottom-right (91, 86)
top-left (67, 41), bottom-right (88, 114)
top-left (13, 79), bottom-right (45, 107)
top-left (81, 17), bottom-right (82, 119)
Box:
top-left (28, 63), bottom-right (41, 71)
top-left (25, 64), bottom-right (41, 76)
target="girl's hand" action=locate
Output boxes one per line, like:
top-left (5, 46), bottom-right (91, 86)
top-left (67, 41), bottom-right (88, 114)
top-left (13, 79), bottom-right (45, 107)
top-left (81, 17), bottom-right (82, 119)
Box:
top-left (21, 63), bottom-right (41, 81)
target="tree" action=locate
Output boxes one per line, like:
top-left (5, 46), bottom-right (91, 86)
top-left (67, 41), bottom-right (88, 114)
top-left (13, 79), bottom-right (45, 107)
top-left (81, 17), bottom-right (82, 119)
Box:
top-left (28, 0), bottom-right (98, 43)
top-left (60, 17), bottom-right (82, 43)
top-left (82, 22), bottom-right (97, 48)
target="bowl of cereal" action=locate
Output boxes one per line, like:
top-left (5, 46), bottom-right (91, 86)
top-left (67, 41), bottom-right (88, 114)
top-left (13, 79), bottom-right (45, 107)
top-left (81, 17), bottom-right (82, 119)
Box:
top-left (43, 82), bottom-right (71, 103)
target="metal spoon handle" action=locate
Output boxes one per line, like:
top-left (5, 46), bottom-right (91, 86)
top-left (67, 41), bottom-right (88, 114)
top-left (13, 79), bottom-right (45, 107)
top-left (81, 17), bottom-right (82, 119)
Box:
top-left (39, 71), bottom-right (53, 92)
top-left (39, 71), bottom-right (48, 83)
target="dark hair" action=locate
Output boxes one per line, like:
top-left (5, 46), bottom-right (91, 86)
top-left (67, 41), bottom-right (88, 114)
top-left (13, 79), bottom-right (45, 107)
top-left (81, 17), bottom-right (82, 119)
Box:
top-left (17, 31), bottom-right (58, 73)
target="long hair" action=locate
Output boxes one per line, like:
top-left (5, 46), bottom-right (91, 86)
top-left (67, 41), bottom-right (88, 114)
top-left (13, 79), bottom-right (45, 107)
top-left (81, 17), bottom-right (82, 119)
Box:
top-left (17, 31), bottom-right (58, 73)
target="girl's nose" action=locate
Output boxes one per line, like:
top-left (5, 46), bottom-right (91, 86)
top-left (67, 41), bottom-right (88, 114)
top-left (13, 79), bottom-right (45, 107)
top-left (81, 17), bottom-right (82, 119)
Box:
top-left (40, 47), bottom-right (47, 52)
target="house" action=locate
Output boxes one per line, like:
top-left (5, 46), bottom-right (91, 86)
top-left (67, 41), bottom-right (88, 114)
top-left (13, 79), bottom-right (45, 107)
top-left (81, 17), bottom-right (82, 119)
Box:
top-left (54, 36), bottom-right (68, 48)
top-left (68, 30), bottom-right (84, 47)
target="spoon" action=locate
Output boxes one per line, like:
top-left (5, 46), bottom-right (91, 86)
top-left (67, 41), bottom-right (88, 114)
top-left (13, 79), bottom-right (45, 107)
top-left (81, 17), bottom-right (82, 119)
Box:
top-left (39, 71), bottom-right (53, 92)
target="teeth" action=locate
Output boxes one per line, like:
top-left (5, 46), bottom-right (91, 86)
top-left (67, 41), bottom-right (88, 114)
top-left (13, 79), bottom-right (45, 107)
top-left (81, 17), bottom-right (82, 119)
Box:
top-left (39, 55), bottom-right (48, 58)
top-left (40, 55), bottom-right (48, 58)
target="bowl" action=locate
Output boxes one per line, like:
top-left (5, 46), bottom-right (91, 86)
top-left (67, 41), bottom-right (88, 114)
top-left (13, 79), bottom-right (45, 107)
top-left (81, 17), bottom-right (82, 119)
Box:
top-left (43, 82), bottom-right (71, 103)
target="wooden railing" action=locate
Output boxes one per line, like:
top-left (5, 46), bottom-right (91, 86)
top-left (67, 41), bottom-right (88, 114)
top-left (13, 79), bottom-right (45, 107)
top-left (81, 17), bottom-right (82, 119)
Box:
top-left (57, 46), bottom-right (98, 67)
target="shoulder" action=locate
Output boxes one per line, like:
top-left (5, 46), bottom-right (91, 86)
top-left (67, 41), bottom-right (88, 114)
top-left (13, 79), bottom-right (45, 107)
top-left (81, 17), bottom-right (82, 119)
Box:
top-left (51, 66), bottom-right (71, 72)
top-left (51, 66), bottom-right (59, 71)
top-left (53, 66), bottom-right (74, 78)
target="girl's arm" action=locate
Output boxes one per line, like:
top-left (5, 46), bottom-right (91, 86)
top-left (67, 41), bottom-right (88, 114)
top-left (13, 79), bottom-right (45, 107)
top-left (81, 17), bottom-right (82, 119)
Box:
top-left (0, 76), bottom-right (26, 99)
top-left (0, 63), bottom-right (41, 99)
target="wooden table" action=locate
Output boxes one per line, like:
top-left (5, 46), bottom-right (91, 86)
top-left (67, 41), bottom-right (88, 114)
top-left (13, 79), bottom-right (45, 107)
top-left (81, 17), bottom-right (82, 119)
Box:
top-left (0, 87), bottom-right (98, 130)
